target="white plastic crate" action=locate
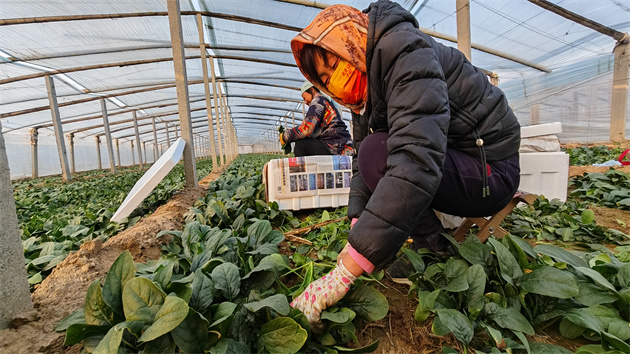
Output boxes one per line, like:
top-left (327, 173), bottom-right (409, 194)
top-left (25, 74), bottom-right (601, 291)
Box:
top-left (264, 155), bottom-right (351, 210)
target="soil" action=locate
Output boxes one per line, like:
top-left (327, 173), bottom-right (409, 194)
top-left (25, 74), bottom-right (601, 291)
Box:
top-left (0, 168), bottom-right (225, 354)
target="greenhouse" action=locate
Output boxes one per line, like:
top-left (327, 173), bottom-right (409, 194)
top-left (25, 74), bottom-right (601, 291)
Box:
top-left (1, 0), bottom-right (629, 353)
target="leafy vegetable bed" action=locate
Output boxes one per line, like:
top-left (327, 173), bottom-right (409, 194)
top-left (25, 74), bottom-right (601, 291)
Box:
top-left (406, 234), bottom-right (630, 354)
top-left (564, 145), bottom-right (626, 166)
top-left (14, 160), bottom-right (215, 288)
top-left (58, 154), bottom-right (388, 353)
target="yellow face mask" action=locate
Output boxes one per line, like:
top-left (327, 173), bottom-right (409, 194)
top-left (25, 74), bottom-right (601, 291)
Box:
top-left (327, 59), bottom-right (367, 105)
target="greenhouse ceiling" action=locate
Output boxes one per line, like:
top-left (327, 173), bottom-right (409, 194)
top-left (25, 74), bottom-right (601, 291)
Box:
top-left (1, 0), bottom-right (628, 147)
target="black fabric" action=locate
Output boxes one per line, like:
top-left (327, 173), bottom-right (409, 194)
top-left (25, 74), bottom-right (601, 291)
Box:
top-left (293, 138), bottom-right (334, 157)
top-left (347, 0), bottom-right (521, 269)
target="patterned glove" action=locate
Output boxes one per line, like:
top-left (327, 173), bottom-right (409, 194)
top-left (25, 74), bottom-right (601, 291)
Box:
top-left (290, 259), bottom-right (357, 332)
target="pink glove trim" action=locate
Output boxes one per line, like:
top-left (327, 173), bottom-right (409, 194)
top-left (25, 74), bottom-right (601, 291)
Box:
top-left (347, 244), bottom-right (375, 273)
top-left (351, 218), bottom-right (359, 228)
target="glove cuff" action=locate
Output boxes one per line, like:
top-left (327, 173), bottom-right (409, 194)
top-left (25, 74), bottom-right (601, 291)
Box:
top-left (337, 258), bottom-right (358, 284)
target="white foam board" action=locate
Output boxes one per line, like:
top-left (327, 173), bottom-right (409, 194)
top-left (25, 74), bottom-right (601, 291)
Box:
top-left (520, 122), bottom-right (562, 138)
top-left (519, 151), bottom-right (569, 201)
top-left (111, 138), bottom-right (186, 223)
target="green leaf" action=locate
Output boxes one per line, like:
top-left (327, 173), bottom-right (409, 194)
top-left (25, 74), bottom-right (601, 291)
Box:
top-left (322, 308), bottom-right (356, 324)
top-left (529, 342), bottom-right (574, 354)
top-left (122, 276), bottom-right (166, 324)
top-left (56, 310), bottom-right (86, 331)
top-left (415, 290), bottom-right (440, 322)
top-left (533, 244), bottom-right (588, 268)
top-left (171, 308), bottom-right (208, 354)
top-left (601, 331), bottom-right (630, 352)
top-left (138, 294), bottom-right (188, 342)
top-left (248, 219), bottom-right (272, 241)
top-left (339, 285), bottom-right (388, 322)
top-left (63, 324), bottom-right (110, 346)
top-left (28, 272), bottom-right (42, 285)
top-left (513, 330), bottom-right (531, 354)
top-left (607, 318), bottom-right (630, 342)
top-left (256, 317), bottom-right (308, 354)
top-left (244, 294), bottom-right (291, 316)
top-left (211, 338), bottom-right (251, 354)
top-left (575, 344), bottom-right (622, 353)
top-left (189, 269), bottom-right (214, 314)
top-left (575, 283), bottom-right (619, 306)
top-left (458, 241), bottom-right (492, 267)
top-left (485, 302), bottom-right (534, 335)
top-left (212, 301), bottom-right (238, 322)
top-left (465, 264), bottom-right (487, 319)
top-left (334, 339), bottom-right (380, 352)
top-left (488, 238), bottom-right (522, 285)
top-left (618, 263), bottom-right (630, 288)
top-left (564, 308), bottom-right (605, 333)
top-left (210, 262), bottom-right (241, 301)
top-left (559, 317), bottom-right (585, 339)
top-left (143, 334), bottom-right (176, 353)
top-left (402, 248), bottom-right (425, 273)
top-left (436, 309), bottom-right (473, 344)
top-left (520, 266), bottom-right (578, 299)
top-left (432, 316), bottom-right (450, 336)
top-left (576, 267), bottom-right (619, 295)
top-left (93, 322), bottom-right (127, 354)
top-left (84, 279), bottom-right (115, 326)
top-left (153, 261), bottom-right (174, 289)
top-left (102, 251), bottom-right (135, 317)
top-left (581, 209), bottom-right (595, 224)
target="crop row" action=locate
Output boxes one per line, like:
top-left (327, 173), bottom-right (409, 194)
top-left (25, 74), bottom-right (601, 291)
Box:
top-left (14, 159), bottom-right (216, 287)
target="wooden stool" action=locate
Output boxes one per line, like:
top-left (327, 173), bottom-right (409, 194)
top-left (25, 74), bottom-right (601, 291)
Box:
top-left (453, 191), bottom-right (538, 243)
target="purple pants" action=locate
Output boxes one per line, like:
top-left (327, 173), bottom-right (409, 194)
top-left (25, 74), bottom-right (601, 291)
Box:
top-left (358, 132), bottom-right (520, 248)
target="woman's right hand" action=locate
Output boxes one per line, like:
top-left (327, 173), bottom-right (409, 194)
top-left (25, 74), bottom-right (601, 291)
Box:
top-left (290, 259), bottom-right (357, 332)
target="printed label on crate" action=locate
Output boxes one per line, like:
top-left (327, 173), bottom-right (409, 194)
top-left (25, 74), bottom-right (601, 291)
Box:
top-left (269, 155), bottom-right (352, 198)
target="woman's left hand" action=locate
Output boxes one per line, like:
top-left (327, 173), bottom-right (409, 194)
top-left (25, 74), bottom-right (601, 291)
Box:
top-left (290, 259), bottom-right (357, 332)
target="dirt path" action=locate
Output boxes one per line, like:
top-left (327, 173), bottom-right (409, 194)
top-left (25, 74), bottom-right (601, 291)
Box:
top-left (0, 169), bottom-right (224, 354)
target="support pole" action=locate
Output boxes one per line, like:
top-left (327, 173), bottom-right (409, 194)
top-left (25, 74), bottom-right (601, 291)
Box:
top-left (293, 111), bottom-right (296, 126)
top-left (165, 123), bottom-right (171, 147)
top-left (0, 120), bottom-right (33, 329)
top-left (115, 138), bottom-right (121, 168)
top-left (143, 141), bottom-right (147, 164)
top-left (130, 141), bottom-right (135, 166)
top-left (45, 75), bottom-right (71, 181)
top-left (218, 83), bottom-right (228, 163)
top-left (95, 136), bottom-right (102, 170)
top-left (196, 13), bottom-right (219, 170)
top-left (530, 104), bottom-right (540, 125)
top-left (220, 88), bottom-right (231, 162)
top-left (168, 0), bottom-right (197, 187)
top-left (132, 111), bottom-right (144, 169)
top-left (152, 117), bottom-right (158, 161)
top-left (175, 125), bottom-right (179, 139)
top-left (456, 0), bottom-right (471, 61)
top-left (68, 133), bottom-right (75, 174)
top-left (100, 98), bottom-right (116, 173)
top-left (30, 128), bottom-right (38, 179)
top-left (209, 56), bottom-right (225, 166)
top-left (611, 35), bottom-right (629, 142)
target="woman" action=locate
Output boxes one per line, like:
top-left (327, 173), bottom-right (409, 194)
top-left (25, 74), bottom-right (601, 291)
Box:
top-left (289, 0), bottom-right (521, 330)
top-left (279, 81), bottom-right (353, 156)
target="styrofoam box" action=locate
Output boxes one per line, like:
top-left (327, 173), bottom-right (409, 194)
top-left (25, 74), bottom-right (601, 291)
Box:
top-left (264, 155), bottom-right (351, 210)
top-left (519, 151), bottom-right (569, 201)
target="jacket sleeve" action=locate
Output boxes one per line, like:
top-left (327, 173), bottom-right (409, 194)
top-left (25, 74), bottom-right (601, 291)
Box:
top-left (348, 29), bottom-right (450, 269)
top-left (348, 111), bottom-right (372, 219)
top-left (282, 98), bottom-right (324, 144)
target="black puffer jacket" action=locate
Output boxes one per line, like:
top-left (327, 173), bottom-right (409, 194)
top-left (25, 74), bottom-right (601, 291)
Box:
top-left (348, 0), bottom-right (520, 269)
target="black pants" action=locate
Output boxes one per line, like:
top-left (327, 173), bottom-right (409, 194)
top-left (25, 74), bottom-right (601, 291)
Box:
top-left (358, 132), bottom-right (520, 248)
top-left (294, 139), bottom-right (332, 157)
